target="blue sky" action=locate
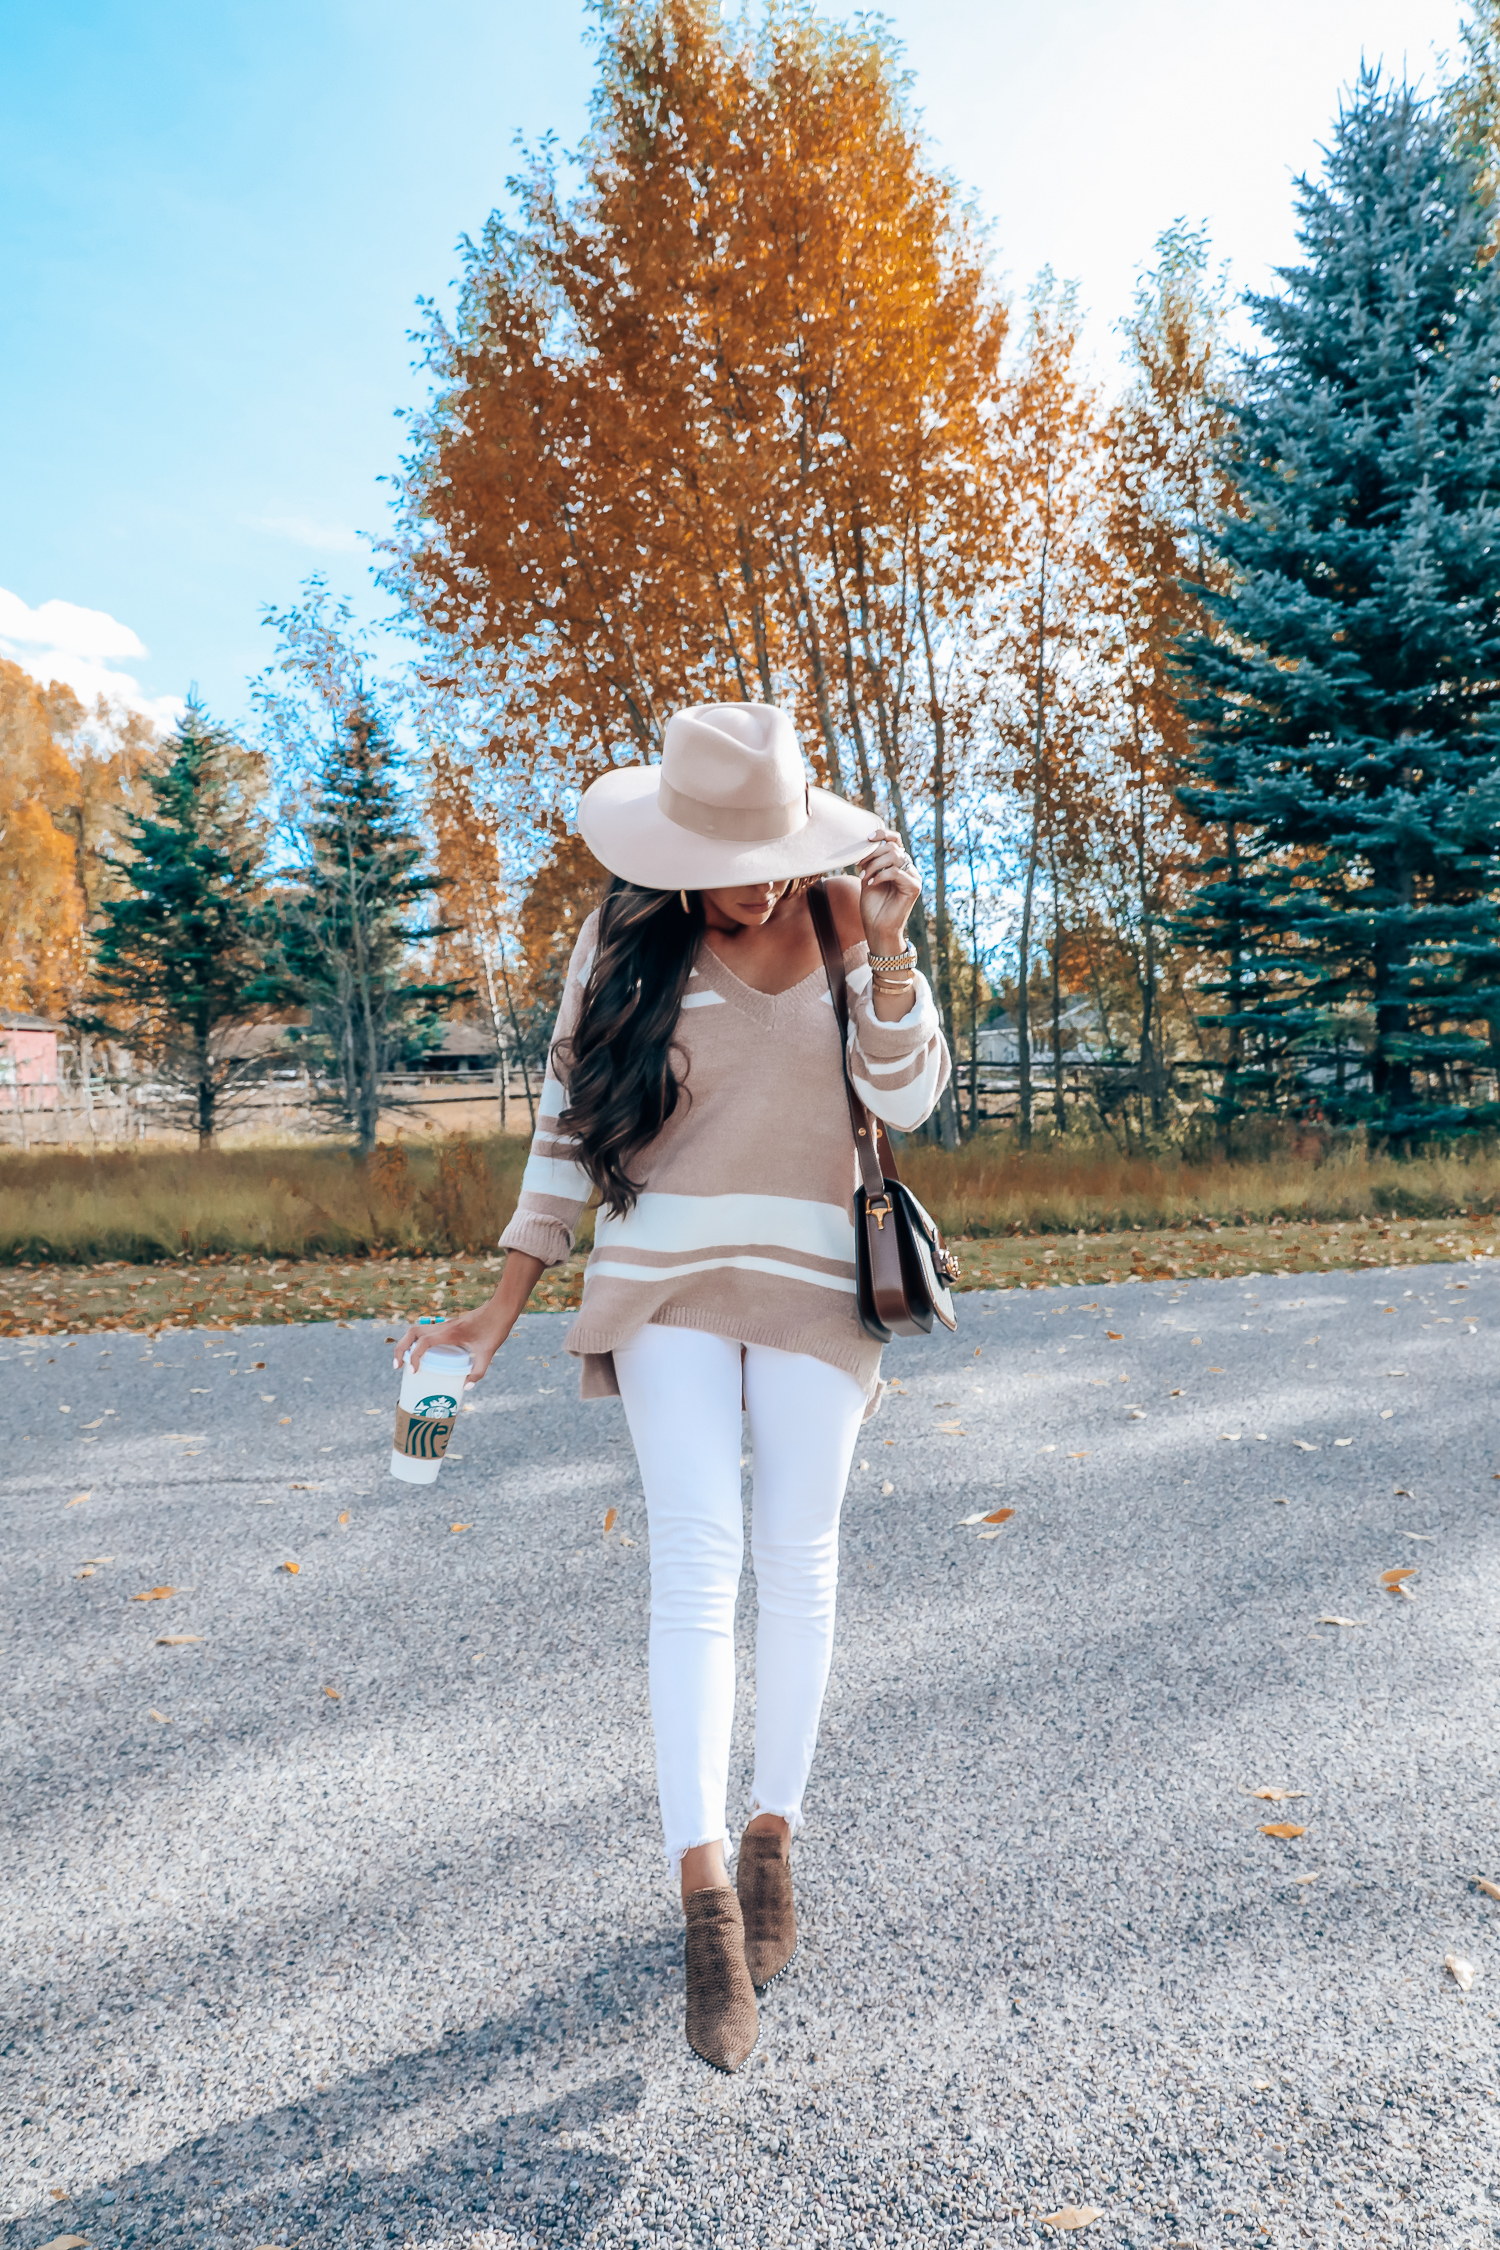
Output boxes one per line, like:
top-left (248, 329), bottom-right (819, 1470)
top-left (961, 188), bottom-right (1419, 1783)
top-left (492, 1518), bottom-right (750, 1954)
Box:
top-left (0, 0), bottom-right (1469, 731)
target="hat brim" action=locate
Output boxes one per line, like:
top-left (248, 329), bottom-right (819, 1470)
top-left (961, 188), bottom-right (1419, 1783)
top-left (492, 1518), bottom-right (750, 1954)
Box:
top-left (576, 765), bottom-right (879, 889)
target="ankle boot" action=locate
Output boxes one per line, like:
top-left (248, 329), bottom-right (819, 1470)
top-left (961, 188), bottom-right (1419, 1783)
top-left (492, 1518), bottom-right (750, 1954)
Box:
top-left (736, 1824), bottom-right (798, 1989)
top-left (683, 1886), bottom-right (758, 2072)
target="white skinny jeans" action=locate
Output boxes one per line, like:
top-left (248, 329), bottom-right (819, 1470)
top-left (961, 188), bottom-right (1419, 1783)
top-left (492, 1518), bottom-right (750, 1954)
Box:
top-left (611, 1323), bottom-right (868, 1869)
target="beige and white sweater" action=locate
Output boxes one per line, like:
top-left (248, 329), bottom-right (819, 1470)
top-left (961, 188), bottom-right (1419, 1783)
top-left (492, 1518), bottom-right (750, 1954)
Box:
top-left (498, 910), bottom-right (951, 1407)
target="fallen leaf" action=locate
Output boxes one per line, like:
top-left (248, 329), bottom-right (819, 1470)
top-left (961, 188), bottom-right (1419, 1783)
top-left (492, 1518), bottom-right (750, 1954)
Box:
top-left (58, 1404), bottom-right (70, 1413)
top-left (621, 1536), bottom-right (637, 1546)
top-left (37, 2236), bottom-right (88, 2249)
top-left (148, 1708), bottom-right (168, 1724)
top-left (935, 1420), bottom-right (967, 1433)
top-left (1218, 1432), bottom-right (1241, 1442)
top-left (277, 1561), bottom-right (299, 1574)
top-left (1105, 1331), bottom-right (1122, 1340)
top-left (1260, 1822), bottom-right (1307, 1839)
top-left (881, 1480), bottom-right (893, 1495)
top-left (1293, 1873), bottom-right (1319, 1885)
top-left (323, 1686), bottom-right (340, 1700)
top-left (956, 1511), bottom-right (990, 1526)
top-left (1394, 1486), bottom-right (1412, 1496)
top-left (1317, 1615), bottom-right (1363, 1627)
top-left (1445, 1953), bottom-right (1475, 1991)
top-left (1386, 1369), bottom-right (1407, 1377)
top-left (603, 1507), bottom-right (618, 1534)
top-left (278, 1416), bottom-right (291, 1425)
top-left (982, 1507), bottom-right (1015, 1524)
top-left (1394, 1579), bottom-right (1415, 1600)
top-left (1208, 1365), bottom-right (1225, 1372)
top-left (129, 1586), bottom-right (175, 1603)
top-left (1333, 1438), bottom-right (1353, 1447)
top-left (156, 1635), bottom-right (202, 1645)
top-left (1067, 1451), bottom-right (1091, 1459)
top-left (66, 1491), bottom-right (91, 1506)
top-left (251, 1361), bottom-right (266, 1369)
top-left (1404, 1532), bottom-right (1435, 1542)
top-left (1273, 1496), bottom-right (1289, 1506)
top-left (1379, 1565), bottom-right (1418, 1587)
top-left (81, 1418), bottom-right (103, 1429)
top-left (337, 1510), bottom-right (351, 1526)
top-left (75, 1565), bottom-right (97, 1578)
top-left (1041, 2209), bottom-right (1103, 2232)
top-left (1475, 1877), bottom-right (1500, 1903)
top-left (1380, 1409), bottom-right (1394, 1418)
top-left (450, 1523), bottom-right (471, 1533)
top-left (1292, 1440), bottom-right (1319, 1452)
top-left (259, 1393), bottom-right (275, 1402)
top-left (1169, 1388), bottom-right (1182, 1396)
top-left (1250, 1787), bottom-right (1305, 1802)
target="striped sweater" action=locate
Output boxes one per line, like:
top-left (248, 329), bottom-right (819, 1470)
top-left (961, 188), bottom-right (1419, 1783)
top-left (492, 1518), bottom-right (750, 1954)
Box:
top-left (498, 910), bottom-right (952, 1407)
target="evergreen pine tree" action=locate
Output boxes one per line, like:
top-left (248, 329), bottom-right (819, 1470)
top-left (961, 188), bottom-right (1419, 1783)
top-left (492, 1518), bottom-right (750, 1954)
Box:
top-left (88, 700), bottom-right (271, 1146)
top-left (275, 694), bottom-right (458, 1155)
top-left (1176, 73), bottom-right (1500, 1141)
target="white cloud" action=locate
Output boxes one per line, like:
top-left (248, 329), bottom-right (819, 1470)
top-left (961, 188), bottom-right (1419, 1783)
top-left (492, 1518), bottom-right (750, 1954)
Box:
top-left (0, 587), bottom-right (183, 730)
top-left (247, 513), bottom-right (364, 554)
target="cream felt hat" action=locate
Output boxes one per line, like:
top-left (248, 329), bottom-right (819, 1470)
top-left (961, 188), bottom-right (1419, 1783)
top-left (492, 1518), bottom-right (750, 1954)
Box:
top-left (576, 703), bottom-right (876, 889)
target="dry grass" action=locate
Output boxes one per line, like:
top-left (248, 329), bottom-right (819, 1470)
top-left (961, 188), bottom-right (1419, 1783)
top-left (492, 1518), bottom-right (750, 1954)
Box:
top-left (897, 1138), bottom-right (1500, 1240)
top-left (0, 1138), bottom-right (574, 1265)
top-left (2, 1131), bottom-right (1498, 1288)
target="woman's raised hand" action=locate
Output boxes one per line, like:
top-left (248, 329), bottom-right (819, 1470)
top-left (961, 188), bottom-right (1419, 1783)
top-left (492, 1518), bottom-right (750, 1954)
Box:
top-left (856, 826), bottom-right (921, 954)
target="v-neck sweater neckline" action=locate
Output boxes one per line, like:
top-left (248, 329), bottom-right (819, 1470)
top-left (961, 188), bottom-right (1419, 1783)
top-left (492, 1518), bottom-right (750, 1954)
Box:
top-left (694, 938), bottom-right (827, 1027)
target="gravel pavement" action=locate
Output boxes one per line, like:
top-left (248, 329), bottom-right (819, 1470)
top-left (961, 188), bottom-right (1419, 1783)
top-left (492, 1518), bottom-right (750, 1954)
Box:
top-left (4, 1264), bottom-right (1499, 2250)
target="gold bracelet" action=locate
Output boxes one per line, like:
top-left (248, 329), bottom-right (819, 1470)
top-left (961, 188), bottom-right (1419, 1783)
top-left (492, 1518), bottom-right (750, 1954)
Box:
top-left (868, 948), bottom-right (918, 971)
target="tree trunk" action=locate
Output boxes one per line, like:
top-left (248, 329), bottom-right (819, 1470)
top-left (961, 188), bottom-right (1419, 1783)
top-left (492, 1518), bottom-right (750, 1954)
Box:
top-left (1017, 820), bottom-right (1039, 1151)
top-left (1218, 822), bottom-right (1245, 1159)
top-left (916, 552), bottom-right (959, 1147)
top-left (497, 945), bottom-right (536, 1131)
top-left (196, 1017), bottom-right (214, 1149)
top-left (1049, 860), bottom-right (1064, 1129)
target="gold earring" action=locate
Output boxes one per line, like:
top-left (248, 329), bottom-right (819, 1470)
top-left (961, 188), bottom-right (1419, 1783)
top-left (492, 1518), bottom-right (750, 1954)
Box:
top-left (680, 890), bottom-right (691, 914)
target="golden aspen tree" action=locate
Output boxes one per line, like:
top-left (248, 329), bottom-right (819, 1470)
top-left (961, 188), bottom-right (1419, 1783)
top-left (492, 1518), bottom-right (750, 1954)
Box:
top-left (1084, 227), bottom-right (1234, 1130)
top-left (984, 279), bottom-right (1103, 1148)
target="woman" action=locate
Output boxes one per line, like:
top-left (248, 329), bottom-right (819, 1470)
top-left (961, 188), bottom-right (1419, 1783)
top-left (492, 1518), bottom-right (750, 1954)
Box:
top-left (396, 703), bottom-right (949, 2072)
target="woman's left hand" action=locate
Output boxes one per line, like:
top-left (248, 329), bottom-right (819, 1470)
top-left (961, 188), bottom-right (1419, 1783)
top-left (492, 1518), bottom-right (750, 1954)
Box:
top-left (857, 826), bottom-right (922, 954)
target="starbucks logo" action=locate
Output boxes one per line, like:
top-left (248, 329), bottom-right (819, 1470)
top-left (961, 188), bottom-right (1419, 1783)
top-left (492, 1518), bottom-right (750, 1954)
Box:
top-left (417, 1392), bottom-right (458, 1416)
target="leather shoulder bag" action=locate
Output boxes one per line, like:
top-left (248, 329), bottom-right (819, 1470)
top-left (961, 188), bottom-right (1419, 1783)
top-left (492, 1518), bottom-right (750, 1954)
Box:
top-left (808, 881), bottom-right (961, 1344)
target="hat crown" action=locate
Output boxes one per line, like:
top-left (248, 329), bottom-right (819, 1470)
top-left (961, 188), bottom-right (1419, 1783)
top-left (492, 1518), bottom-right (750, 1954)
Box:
top-left (661, 704), bottom-right (805, 813)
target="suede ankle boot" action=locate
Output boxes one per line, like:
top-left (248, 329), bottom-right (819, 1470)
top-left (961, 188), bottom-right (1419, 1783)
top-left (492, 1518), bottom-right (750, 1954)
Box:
top-left (683, 1886), bottom-right (759, 2072)
top-left (736, 1824), bottom-right (798, 1990)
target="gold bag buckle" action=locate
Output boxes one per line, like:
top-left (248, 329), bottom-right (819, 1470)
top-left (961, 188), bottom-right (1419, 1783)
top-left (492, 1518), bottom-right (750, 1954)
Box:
top-left (866, 1195), bottom-right (893, 1233)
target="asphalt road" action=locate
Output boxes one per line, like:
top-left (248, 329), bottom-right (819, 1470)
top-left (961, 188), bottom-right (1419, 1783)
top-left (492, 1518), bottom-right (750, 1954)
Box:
top-left (3, 1263), bottom-right (1498, 2250)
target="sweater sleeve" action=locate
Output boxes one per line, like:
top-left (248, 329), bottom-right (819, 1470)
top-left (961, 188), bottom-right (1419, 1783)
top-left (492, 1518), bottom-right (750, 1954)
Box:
top-left (496, 912), bottom-right (599, 1268)
top-left (844, 945), bottom-right (952, 1133)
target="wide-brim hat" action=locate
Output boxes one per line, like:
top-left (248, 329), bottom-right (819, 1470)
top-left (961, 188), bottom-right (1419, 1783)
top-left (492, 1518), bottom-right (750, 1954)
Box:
top-left (576, 702), bottom-right (875, 889)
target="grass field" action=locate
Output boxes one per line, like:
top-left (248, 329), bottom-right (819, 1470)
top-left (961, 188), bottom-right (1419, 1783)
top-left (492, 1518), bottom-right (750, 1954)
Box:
top-left (6, 1132), bottom-right (1500, 1264)
top-left (1, 1132), bottom-right (1497, 1335)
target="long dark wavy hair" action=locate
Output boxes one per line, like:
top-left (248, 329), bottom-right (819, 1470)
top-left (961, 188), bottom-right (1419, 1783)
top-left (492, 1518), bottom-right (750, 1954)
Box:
top-left (555, 878), bottom-right (705, 1218)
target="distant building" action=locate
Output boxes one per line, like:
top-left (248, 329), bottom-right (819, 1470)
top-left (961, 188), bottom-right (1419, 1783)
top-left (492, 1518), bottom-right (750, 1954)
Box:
top-left (974, 997), bottom-right (1116, 1067)
top-left (0, 1012), bottom-right (60, 1110)
top-left (415, 1022), bottom-right (501, 1075)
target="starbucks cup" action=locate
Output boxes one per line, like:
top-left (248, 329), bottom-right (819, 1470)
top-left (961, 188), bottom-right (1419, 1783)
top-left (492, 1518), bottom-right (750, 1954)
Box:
top-left (390, 1343), bottom-right (472, 1484)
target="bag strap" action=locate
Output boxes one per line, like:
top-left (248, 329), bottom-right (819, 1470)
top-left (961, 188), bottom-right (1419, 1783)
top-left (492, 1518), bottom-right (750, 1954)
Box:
top-left (807, 880), bottom-right (902, 1203)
